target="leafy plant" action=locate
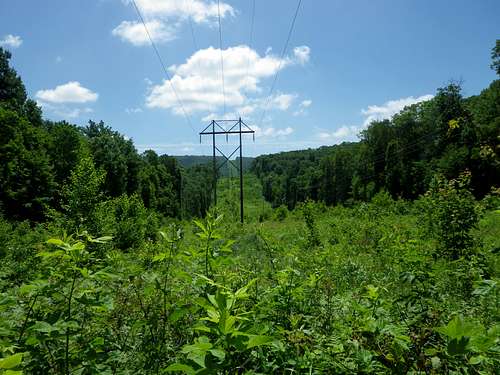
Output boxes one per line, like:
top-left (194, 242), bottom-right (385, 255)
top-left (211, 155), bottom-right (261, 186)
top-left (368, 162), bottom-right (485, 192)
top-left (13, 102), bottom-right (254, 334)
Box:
top-left (423, 171), bottom-right (482, 259)
top-left (166, 277), bottom-right (279, 374)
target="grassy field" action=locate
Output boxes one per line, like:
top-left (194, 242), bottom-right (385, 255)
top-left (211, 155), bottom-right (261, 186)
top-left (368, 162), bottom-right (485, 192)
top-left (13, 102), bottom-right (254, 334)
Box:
top-left (0, 174), bottom-right (499, 374)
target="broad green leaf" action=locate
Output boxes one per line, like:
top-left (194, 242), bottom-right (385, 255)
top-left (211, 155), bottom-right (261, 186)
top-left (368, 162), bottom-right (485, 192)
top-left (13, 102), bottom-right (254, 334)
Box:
top-left (209, 348), bottom-right (225, 363)
top-left (0, 353), bottom-right (22, 369)
top-left (46, 238), bottom-right (65, 246)
top-left (168, 308), bottom-right (188, 323)
top-left (192, 220), bottom-right (208, 238)
top-left (31, 321), bottom-right (56, 334)
top-left (164, 363), bottom-right (196, 374)
top-left (70, 242), bottom-right (85, 251)
top-left (207, 294), bottom-right (217, 308)
top-left (19, 284), bottom-right (37, 294)
top-left (37, 250), bottom-right (65, 258)
top-left (186, 352), bottom-right (206, 368)
top-left (221, 314), bottom-right (236, 335)
top-left (246, 335), bottom-right (275, 349)
top-left (234, 279), bottom-right (257, 300)
top-left (182, 340), bottom-right (212, 354)
top-left (92, 236), bottom-right (113, 243)
top-left (79, 268), bottom-right (89, 278)
top-left (469, 355), bottom-right (485, 365)
top-left (436, 315), bottom-right (479, 340)
top-left (193, 324), bottom-right (211, 333)
top-left (472, 279), bottom-right (497, 296)
top-left (152, 253), bottom-right (169, 262)
top-left (365, 285), bottom-right (379, 300)
top-left (203, 307), bottom-right (219, 323)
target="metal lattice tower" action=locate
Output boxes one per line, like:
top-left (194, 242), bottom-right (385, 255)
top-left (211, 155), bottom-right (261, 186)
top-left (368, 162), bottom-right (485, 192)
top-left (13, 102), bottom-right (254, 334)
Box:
top-left (199, 118), bottom-right (255, 223)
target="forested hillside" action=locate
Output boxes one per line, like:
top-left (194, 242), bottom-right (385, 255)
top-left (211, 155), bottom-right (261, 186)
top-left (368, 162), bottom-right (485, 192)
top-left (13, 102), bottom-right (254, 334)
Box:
top-left (252, 62), bottom-right (500, 209)
top-left (0, 48), bottom-right (215, 226)
top-left (175, 156), bottom-right (254, 171)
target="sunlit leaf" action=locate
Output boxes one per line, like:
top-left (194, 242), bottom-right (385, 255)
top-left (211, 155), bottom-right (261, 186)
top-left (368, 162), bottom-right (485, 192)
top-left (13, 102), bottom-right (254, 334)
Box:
top-left (164, 363), bottom-right (196, 374)
top-left (246, 335), bottom-right (275, 349)
top-left (0, 353), bottom-right (22, 369)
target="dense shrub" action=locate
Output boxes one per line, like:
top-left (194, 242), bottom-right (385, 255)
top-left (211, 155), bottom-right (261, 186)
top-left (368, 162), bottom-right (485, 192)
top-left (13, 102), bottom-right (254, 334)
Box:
top-left (104, 194), bottom-right (149, 250)
top-left (423, 172), bottom-right (482, 259)
top-left (273, 204), bottom-right (288, 221)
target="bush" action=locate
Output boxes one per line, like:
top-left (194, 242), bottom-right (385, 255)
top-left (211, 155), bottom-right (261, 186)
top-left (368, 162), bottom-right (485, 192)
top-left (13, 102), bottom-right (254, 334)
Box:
top-left (370, 190), bottom-right (394, 210)
top-left (62, 155), bottom-right (105, 231)
top-left (482, 186), bottom-right (500, 210)
top-left (273, 205), bottom-right (288, 221)
top-left (0, 217), bottom-right (11, 258)
top-left (423, 171), bottom-right (482, 259)
top-left (96, 194), bottom-right (150, 250)
top-left (301, 201), bottom-right (321, 248)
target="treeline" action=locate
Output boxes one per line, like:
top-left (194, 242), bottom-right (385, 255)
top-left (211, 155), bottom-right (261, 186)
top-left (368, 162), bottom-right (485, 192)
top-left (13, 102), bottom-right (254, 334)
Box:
top-left (0, 48), bottom-right (213, 230)
top-left (175, 155), bottom-right (254, 174)
top-left (252, 41), bottom-right (500, 209)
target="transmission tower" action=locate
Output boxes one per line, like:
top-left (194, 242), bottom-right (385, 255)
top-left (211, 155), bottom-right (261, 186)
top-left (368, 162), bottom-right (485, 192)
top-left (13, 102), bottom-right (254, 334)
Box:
top-left (199, 118), bottom-right (255, 223)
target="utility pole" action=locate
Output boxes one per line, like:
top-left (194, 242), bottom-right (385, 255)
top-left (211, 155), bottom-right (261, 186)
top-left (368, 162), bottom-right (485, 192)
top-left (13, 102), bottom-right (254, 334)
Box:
top-left (212, 120), bottom-right (217, 207)
top-left (239, 119), bottom-right (244, 223)
top-left (199, 118), bottom-right (255, 223)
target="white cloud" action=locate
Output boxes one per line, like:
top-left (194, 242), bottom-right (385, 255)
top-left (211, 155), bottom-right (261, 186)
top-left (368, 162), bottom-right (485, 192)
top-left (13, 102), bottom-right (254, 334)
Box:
top-left (38, 102), bottom-right (93, 119)
top-left (146, 45), bottom-right (306, 115)
top-left (112, 20), bottom-right (176, 46)
top-left (236, 105), bottom-right (256, 117)
top-left (293, 99), bottom-right (312, 116)
top-left (361, 94), bottom-right (434, 126)
top-left (293, 45), bottom-right (310, 65)
top-left (196, 114), bottom-right (293, 140)
top-left (317, 125), bottom-right (359, 142)
top-left (60, 107), bottom-right (93, 119)
top-left (36, 81), bottom-right (98, 104)
top-left (300, 99), bottom-right (312, 108)
top-left (0, 34), bottom-right (23, 49)
top-left (201, 111), bottom-right (240, 122)
top-left (253, 126), bottom-right (294, 138)
top-left (128, 0), bottom-right (235, 23)
top-left (125, 107), bottom-right (143, 114)
top-left (200, 92), bottom-right (296, 122)
top-left (315, 94), bottom-right (434, 145)
top-left (35, 82), bottom-right (98, 120)
top-left (136, 141), bottom-right (201, 154)
top-left (116, 0), bottom-right (234, 46)
top-left (272, 93), bottom-right (296, 110)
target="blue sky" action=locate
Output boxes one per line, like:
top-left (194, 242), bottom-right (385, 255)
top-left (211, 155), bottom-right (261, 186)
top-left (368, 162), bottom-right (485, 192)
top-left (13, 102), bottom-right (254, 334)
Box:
top-left (1, 0), bottom-right (499, 156)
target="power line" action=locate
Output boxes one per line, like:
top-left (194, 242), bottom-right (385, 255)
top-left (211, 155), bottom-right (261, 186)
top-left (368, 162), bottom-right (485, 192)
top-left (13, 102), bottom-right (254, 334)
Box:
top-left (131, 0), bottom-right (196, 134)
top-left (242, 0), bottom-right (256, 103)
top-left (187, 9), bottom-right (199, 51)
top-left (258, 0), bottom-right (302, 127)
top-left (217, 0), bottom-right (227, 116)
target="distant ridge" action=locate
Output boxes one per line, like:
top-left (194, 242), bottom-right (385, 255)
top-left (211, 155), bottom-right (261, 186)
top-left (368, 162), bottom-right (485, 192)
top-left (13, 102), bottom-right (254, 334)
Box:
top-left (173, 155), bottom-right (254, 176)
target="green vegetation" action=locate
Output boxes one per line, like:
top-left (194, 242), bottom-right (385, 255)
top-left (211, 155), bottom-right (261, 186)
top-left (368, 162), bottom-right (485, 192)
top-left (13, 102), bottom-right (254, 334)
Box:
top-left (174, 156), bottom-right (254, 177)
top-left (1, 175), bottom-right (499, 374)
top-left (0, 47), bottom-right (213, 224)
top-left (252, 43), bottom-right (500, 209)
top-left (0, 43), bottom-right (499, 373)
